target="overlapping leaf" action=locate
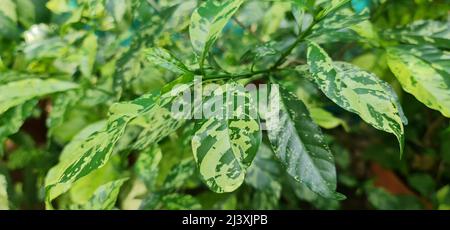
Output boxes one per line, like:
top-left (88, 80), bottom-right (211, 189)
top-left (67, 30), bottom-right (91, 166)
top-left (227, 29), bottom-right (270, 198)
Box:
top-left (45, 92), bottom-right (161, 207)
top-left (189, 0), bottom-right (245, 68)
top-left (139, 158), bottom-right (196, 210)
top-left (316, 0), bottom-right (351, 20)
top-left (0, 0), bottom-right (19, 39)
top-left (46, 90), bottom-right (82, 138)
top-left (387, 45), bottom-right (450, 118)
top-left (0, 79), bottom-right (78, 115)
top-left (245, 143), bottom-right (281, 197)
top-left (132, 82), bottom-right (193, 150)
top-left (307, 42), bottom-right (407, 154)
top-left (0, 100), bottom-right (37, 155)
top-left (134, 145), bottom-right (162, 189)
top-left (192, 82), bottom-right (261, 193)
top-left (161, 194), bottom-right (201, 210)
top-left (382, 20), bottom-right (450, 49)
top-left (145, 47), bottom-right (191, 74)
top-left (309, 7), bottom-right (369, 40)
top-left (266, 84), bottom-right (342, 199)
top-left (75, 178), bottom-right (128, 210)
top-left (161, 159), bottom-right (196, 191)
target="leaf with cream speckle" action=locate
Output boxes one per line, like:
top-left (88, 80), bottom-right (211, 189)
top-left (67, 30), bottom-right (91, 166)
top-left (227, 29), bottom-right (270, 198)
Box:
top-left (307, 41), bottom-right (407, 155)
top-left (387, 45), bottom-right (450, 118)
top-left (189, 0), bottom-right (245, 69)
top-left (192, 82), bottom-right (261, 193)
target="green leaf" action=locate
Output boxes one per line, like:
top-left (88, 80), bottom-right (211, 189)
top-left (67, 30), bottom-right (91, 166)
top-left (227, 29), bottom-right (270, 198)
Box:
top-left (315, 0), bottom-right (351, 21)
top-left (291, 178), bottom-right (340, 210)
top-left (46, 0), bottom-right (74, 14)
top-left (189, 0), bottom-right (245, 68)
top-left (261, 2), bottom-right (291, 40)
top-left (0, 57), bottom-right (5, 71)
top-left (281, 72), bottom-right (349, 131)
top-left (437, 185), bottom-right (450, 210)
top-left (162, 158), bottom-right (196, 191)
top-left (161, 194), bottom-right (201, 210)
top-left (0, 0), bottom-right (19, 39)
top-left (15, 0), bottom-right (36, 27)
top-left (307, 42), bottom-right (407, 154)
top-left (367, 187), bottom-right (422, 210)
top-left (76, 178), bottom-right (128, 210)
top-left (407, 174), bottom-right (436, 197)
top-left (266, 84), bottom-right (342, 199)
top-left (106, 0), bottom-right (126, 23)
top-left (69, 157), bottom-right (122, 205)
top-left (145, 47), bottom-right (191, 75)
top-left (192, 82), bottom-right (261, 193)
top-left (134, 145), bottom-right (162, 189)
top-left (132, 83), bottom-right (193, 150)
top-left (45, 92), bottom-right (161, 208)
top-left (241, 42), bottom-right (279, 63)
top-left (245, 143), bottom-right (281, 196)
top-left (249, 190), bottom-right (280, 210)
top-left (0, 79), bottom-right (78, 116)
top-left (46, 90), bottom-right (81, 138)
top-left (0, 0), bottom-right (17, 22)
top-left (382, 20), bottom-right (450, 49)
top-left (309, 107), bottom-right (349, 131)
top-left (0, 174), bottom-right (8, 210)
top-left (309, 7), bottom-right (369, 40)
top-left (0, 100), bottom-right (37, 155)
top-left (80, 33), bottom-right (98, 77)
top-left (139, 159), bottom-right (196, 210)
top-left (387, 45), bottom-right (450, 118)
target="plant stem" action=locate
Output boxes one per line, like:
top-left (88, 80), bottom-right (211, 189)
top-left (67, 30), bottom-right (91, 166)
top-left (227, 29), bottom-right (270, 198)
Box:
top-left (203, 68), bottom-right (280, 81)
top-left (201, 7), bottom-right (319, 83)
top-left (271, 23), bottom-right (315, 70)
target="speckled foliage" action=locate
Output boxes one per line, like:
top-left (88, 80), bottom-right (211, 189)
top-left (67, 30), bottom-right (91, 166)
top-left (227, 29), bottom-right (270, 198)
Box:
top-left (0, 0), bottom-right (449, 210)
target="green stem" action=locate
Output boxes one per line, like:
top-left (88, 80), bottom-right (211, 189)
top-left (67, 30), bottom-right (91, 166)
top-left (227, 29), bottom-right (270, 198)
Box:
top-left (198, 4), bottom-right (323, 83)
top-left (271, 22), bottom-right (315, 69)
top-left (203, 68), bottom-right (280, 81)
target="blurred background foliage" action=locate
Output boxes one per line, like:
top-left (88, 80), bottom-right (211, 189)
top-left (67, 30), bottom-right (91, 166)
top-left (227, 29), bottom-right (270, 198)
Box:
top-left (0, 0), bottom-right (449, 210)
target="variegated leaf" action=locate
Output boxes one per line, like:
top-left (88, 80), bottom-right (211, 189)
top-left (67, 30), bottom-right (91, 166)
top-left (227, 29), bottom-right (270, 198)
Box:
top-left (134, 145), bottom-right (162, 189)
top-left (192, 82), bottom-right (261, 193)
top-left (132, 82), bottom-right (193, 150)
top-left (281, 72), bottom-right (350, 131)
top-left (266, 84), bottom-right (343, 199)
top-left (245, 143), bottom-right (282, 197)
top-left (46, 90), bottom-right (82, 138)
top-left (315, 0), bottom-right (351, 20)
top-left (387, 45), bottom-right (450, 118)
top-left (161, 194), bottom-right (201, 210)
top-left (189, 0), bottom-right (245, 68)
top-left (69, 156), bottom-right (122, 205)
top-left (45, 92), bottom-right (161, 208)
top-left (76, 178), bottom-right (128, 210)
top-left (382, 20), bottom-right (450, 49)
top-left (0, 100), bottom-right (37, 155)
top-left (139, 158), bottom-right (196, 210)
top-left (162, 158), bottom-right (196, 191)
top-left (145, 47), bottom-right (191, 74)
top-left (139, 192), bottom-right (163, 210)
top-left (0, 79), bottom-right (78, 116)
top-left (309, 7), bottom-right (369, 40)
top-left (0, 174), bottom-right (8, 210)
top-left (307, 42), bottom-right (407, 154)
